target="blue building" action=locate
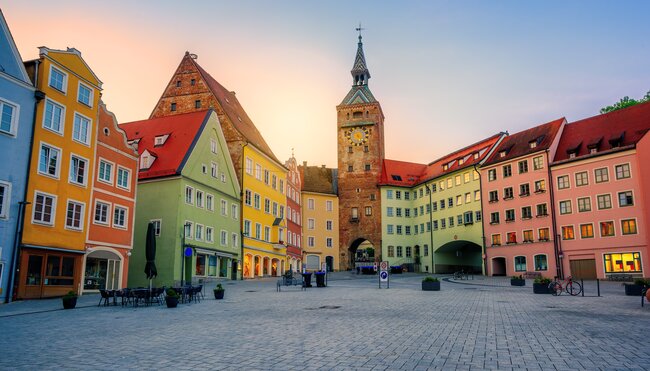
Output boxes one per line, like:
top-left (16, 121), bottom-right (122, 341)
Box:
top-left (0, 10), bottom-right (36, 303)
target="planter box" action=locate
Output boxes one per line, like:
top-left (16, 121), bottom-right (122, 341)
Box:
top-left (214, 290), bottom-right (225, 299)
top-left (422, 281), bottom-right (440, 291)
top-left (533, 283), bottom-right (552, 294)
top-left (510, 279), bottom-right (526, 286)
top-left (166, 296), bottom-right (179, 308)
top-left (624, 284), bottom-right (644, 296)
top-left (62, 297), bottom-right (77, 309)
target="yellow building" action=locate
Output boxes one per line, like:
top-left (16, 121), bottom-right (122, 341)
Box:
top-left (299, 163), bottom-right (339, 271)
top-left (18, 47), bottom-right (101, 299)
top-left (241, 144), bottom-right (288, 278)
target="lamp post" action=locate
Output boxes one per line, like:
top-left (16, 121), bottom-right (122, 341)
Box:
top-left (181, 222), bottom-right (191, 287)
top-left (426, 183), bottom-right (435, 274)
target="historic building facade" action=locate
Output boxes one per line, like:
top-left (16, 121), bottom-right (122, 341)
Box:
top-left (285, 155), bottom-right (302, 272)
top-left (337, 34), bottom-right (385, 270)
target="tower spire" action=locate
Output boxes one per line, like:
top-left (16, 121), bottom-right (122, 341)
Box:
top-left (351, 24), bottom-right (370, 86)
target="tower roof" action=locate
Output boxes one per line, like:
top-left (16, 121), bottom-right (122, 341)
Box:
top-left (341, 31), bottom-right (377, 105)
top-left (351, 33), bottom-right (371, 83)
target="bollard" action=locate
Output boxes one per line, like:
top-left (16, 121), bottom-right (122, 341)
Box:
top-left (581, 279), bottom-right (584, 297)
top-left (597, 279), bottom-right (600, 297)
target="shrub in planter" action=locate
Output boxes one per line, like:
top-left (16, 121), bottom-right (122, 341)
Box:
top-left (624, 278), bottom-right (649, 296)
top-left (62, 290), bottom-right (78, 309)
top-left (165, 288), bottom-right (180, 308)
top-left (510, 275), bottom-right (526, 286)
top-left (213, 283), bottom-right (225, 299)
top-left (533, 277), bottom-right (552, 294)
top-left (422, 276), bottom-right (440, 291)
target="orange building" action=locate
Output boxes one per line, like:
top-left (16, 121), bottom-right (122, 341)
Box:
top-left (83, 103), bottom-right (138, 293)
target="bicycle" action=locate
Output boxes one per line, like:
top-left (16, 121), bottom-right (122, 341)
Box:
top-left (548, 276), bottom-right (582, 296)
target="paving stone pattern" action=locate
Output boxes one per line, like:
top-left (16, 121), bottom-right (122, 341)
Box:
top-left (0, 273), bottom-right (649, 370)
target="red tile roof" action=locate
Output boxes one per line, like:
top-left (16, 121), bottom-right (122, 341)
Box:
top-left (380, 159), bottom-right (427, 187)
top-left (554, 101), bottom-right (650, 163)
top-left (120, 110), bottom-right (209, 180)
top-left (483, 118), bottom-right (565, 166)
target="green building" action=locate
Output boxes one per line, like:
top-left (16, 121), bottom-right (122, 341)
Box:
top-left (122, 110), bottom-right (241, 286)
top-left (380, 134), bottom-right (505, 274)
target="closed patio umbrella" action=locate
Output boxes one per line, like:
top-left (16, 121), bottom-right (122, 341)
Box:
top-left (144, 222), bottom-right (157, 281)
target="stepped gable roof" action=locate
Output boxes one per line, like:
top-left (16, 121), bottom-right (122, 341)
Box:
top-left (191, 59), bottom-right (280, 164)
top-left (120, 110), bottom-right (209, 180)
top-left (554, 101), bottom-right (650, 163)
top-left (483, 118), bottom-right (564, 166)
top-left (300, 164), bottom-right (337, 195)
top-left (419, 133), bottom-right (504, 183)
top-left (380, 159), bottom-right (426, 187)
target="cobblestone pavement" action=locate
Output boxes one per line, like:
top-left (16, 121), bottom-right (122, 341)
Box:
top-left (1, 273), bottom-right (649, 370)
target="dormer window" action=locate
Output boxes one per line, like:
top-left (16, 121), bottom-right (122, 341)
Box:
top-left (391, 175), bottom-right (402, 181)
top-left (589, 148), bottom-right (597, 154)
top-left (529, 141), bottom-right (537, 149)
top-left (443, 164), bottom-right (448, 171)
top-left (499, 151), bottom-right (506, 158)
top-left (609, 132), bottom-right (624, 148)
top-left (473, 153), bottom-right (479, 160)
top-left (154, 134), bottom-right (170, 147)
top-left (458, 158), bottom-right (464, 165)
top-left (569, 152), bottom-right (576, 159)
top-left (140, 150), bottom-right (156, 170)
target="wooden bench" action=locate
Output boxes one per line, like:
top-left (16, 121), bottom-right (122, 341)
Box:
top-left (523, 272), bottom-right (542, 279)
top-left (276, 276), bottom-right (305, 292)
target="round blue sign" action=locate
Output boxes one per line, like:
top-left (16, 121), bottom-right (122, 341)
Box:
top-left (380, 271), bottom-right (388, 280)
top-left (184, 247), bottom-right (193, 257)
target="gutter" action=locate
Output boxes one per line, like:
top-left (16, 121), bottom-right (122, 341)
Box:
top-left (473, 163), bottom-right (487, 276)
top-left (545, 149), bottom-right (562, 279)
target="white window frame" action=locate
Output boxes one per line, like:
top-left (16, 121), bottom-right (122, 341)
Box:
top-left (151, 219), bottom-right (162, 236)
top-left (210, 138), bottom-right (217, 154)
top-left (68, 153), bottom-right (89, 186)
top-left (112, 204), bottom-right (128, 229)
top-left (48, 64), bottom-right (67, 93)
top-left (0, 98), bottom-right (19, 136)
top-left (32, 191), bottom-right (57, 226)
top-left (221, 199), bottom-right (228, 216)
top-left (185, 186), bottom-right (194, 204)
top-left (206, 194), bottom-right (214, 211)
top-left (93, 200), bottom-right (111, 226)
top-left (195, 223), bottom-right (204, 241)
top-left (232, 203), bottom-right (239, 219)
top-left (72, 112), bottom-right (92, 145)
top-left (195, 190), bottom-right (204, 208)
top-left (0, 181), bottom-right (11, 219)
top-left (116, 166), bottom-right (131, 190)
top-left (66, 199), bottom-right (86, 231)
top-left (245, 157), bottom-right (253, 175)
top-left (42, 98), bottom-right (66, 135)
top-left (220, 230), bottom-right (228, 246)
top-left (206, 226), bottom-right (214, 243)
top-left (38, 141), bottom-right (62, 179)
top-left (77, 81), bottom-right (93, 107)
top-left (97, 158), bottom-right (115, 185)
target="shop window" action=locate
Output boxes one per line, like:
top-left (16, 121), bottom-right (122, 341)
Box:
top-left (45, 255), bottom-right (75, 286)
top-left (195, 254), bottom-right (206, 276)
top-left (208, 256), bottom-right (217, 276)
top-left (604, 252), bottom-right (642, 273)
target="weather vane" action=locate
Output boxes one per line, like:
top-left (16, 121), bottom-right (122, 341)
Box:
top-left (356, 23), bottom-right (364, 40)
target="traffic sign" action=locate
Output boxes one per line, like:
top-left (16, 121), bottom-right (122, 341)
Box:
top-left (380, 261), bottom-right (388, 271)
top-left (373, 262), bottom-right (378, 271)
top-left (380, 271), bottom-right (388, 282)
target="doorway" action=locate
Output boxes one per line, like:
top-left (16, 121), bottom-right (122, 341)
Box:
top-left (491, 257), bottom-right (507, 276)
top-left (84, 249), bottom-right (122, 292)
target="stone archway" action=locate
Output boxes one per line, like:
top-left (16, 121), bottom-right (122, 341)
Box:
top-left (434, 240), bottom-right (482, 274)
top-left (349, 238), bottom-right (377, 270)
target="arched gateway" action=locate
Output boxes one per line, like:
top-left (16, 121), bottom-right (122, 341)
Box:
top-left (434, 240), bottom-right (483, 274)
top-left (348, 238), bottom-right (379, 270)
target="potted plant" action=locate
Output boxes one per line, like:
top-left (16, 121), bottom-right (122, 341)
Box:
top-left (62, 290), bottom-right (78, 309)
top-left (533, 277), bottom-right (552, 294)
top-left (213, 283), bottom-right (225, 299)
top-left (510, 275), bottom-right (525, 286)
top-left (624, 278), bottom-right (649, 296)
top-left (422, 276), bottom-right (440, 291)
top-left (165, 288), bottom-right (179, 308)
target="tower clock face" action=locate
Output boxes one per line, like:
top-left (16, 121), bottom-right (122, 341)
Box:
top-left (346, 127), bottom-right (370, 146)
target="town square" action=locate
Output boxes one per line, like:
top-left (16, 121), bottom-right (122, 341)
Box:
top-left (1, 1), bottom-right (650, 370)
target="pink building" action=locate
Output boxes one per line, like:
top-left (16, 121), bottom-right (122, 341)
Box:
top-left (481, 118), bottom-right (565, 278)
top-left (552, 102), bottom-right (650, 279)
top-left (285, 155), bottom-right (302, 272)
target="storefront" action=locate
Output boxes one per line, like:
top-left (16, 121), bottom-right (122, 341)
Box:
top-left (82, 248), bottom-right (123, 292)
top-left (17, 246), bottom-right (83, 299)
top-left (193, 249), bottom-right (235, 280)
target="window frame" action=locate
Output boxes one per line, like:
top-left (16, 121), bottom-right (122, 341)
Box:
top-left (97, 158), bottom-right (115, 185)
top-left (77, 81), bottom-right (93, 107)
top-left (93, 199), bottom-right (111, 226)
top-left (112, 204), bottom-right (128, 229)
top-left (68, 153), bottom-right (89, 186)
top-left (38, 142), bottom-right (62, 179)
top-left (72, 112), bottom-right (92, 145)
top-left (64, 199), bottom-right (85, 231)
top-left (42, 98), bottom-right (65, 135)
top-left (0, 98), bottom-right (19, 136)
top-left (48, 64), bottom-right (68, 93)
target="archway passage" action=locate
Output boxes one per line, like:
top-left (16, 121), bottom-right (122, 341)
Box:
top-left (434, 240), bottom-right (482, 274)
top-left (492, 257), bottom-right (507, 276)
top-left (349, 238), bottom-right (377, 270)
top-left (84, 249), bottom-right (122, 291)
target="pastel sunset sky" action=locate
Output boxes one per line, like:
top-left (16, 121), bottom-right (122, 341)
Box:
top-left (3, 1), bottom-right (650, 167)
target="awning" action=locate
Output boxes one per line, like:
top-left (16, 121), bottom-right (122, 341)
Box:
top-left (21, 244), bottom-right (86, 255)
top-left (191, 246), bottom-right (234, 259)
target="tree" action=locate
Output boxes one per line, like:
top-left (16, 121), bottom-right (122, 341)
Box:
top-left (600, 90), bottom-right (650, 114)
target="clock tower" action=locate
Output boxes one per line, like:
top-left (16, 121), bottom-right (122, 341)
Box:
top-left (337, 32), bottom-right (385, 270)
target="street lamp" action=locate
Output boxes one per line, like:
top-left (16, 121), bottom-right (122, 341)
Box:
top-left (426, 183), bottom-right (436, 274)
top-left (181, 222), bottom-right (192, 287)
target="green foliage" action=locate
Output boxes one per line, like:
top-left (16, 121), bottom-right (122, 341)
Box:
top-left (600, 90), bottom-right (650, 114)
top-left (633, 278), bottom-right (650, 286)
top-left (511, 275), bottom-right (524, 280)
top-left (214, 283), bottom-right (224, 291)
top-left (166, 288), bottom-right (179, 298)
top-left (422, 276), bottom-right (439, 282)
top-left (63, 290), bottom-right (77, 298)
top-left (534, 277), bottom-right (551, 284)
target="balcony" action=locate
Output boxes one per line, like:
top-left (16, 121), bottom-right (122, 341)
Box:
top-left (272, 241), bottom-right (287, 250)
top-left (349, 217), bottom-right (359, 223)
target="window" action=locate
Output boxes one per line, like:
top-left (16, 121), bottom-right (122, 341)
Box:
top-left (245, 158), bottom-right (253, 174)
top-left (615, 164), bottom-right (630, 179)
top-left (396, 208), bottom-right (402, 217)
top-left (396, 190), bottom-right (402, 200)
top-left (599, 221), bottom-right (615, 237)
top-left (255, 164), bottom-right (262, 180)
top-left (0, 99), bottom-right (17, 135)
top-left (448, 197), bottom-right (453, 207)
top-left (94, 201), bottom-right (109, 225)
top-left (0, 182), bottom-right (9, 219)
top-left (221, 199), bottom-right (228, 216)
top-left (534, 255), bottom-right (548, 271)
top-left (491, 234), bottom-right (501, 246)
top-left (117, 168), bottom-right (130, 189)
top-left (326, 200), bottom-right (333, 211)
top-left (387, 246), bottom-right (394, 257)
top-left (580, 224), bottom-right (594, 238)
top-left (396, 225), bottom-right (403, 234)
top-left (463, 211), bottom-right (473, 225)
top-left (618, 191), bottom-right (633, 207)
top-left (195, 224), bottom-right (204, 240)
top-left (536, 203), bottom-right (548, 216)
top-left (576, 197), bottom-right (592, 213)
top-left (604, 252), bottom-right (641, 273)
top-left (387, 224), bottom-right (394, 234)
top-left (69, 155), bottom-right (87, 185)
top-left (65, 201), bottom-right (84, 230)
top-left (562, 226), bottom-right (575, 240)
top-left (488, 169), bottom-right (496, 181)
top-left (307, 219), bottom-right (315, 230)
top-left (533, 156), bottom-right (543, 170)
top-left (264, 198), bottom-right (270, 213)
top-left (279, 180), bottom-right (284, 194)
top-left (77, 83), bottom-right (93, 106)
top-left (170, 103), bottom-right (176, 111)
top-left (464, 172), bottom-right (470, 183)
top-left (396, 246), bottom-right (403, 257)
top-left (386, 207), bottom-right (393, 217)
top-left (506, 232), bottom-right (517, 244)
top-left (406, 246), bottom-right (412, 257)
top-left (364, 164), bottom-right (371, 171)
top-left (503, 187), bottom-right (513, 199)
top-left (595, 168), bottom-right (609, 183)
top-left (49, 66), bottom-right (66, 92)
top-left (308, 198), bottom-right (315, 210)
top-left (113, 206), bottom-right (127, 228)
top-left (621, 219), bottom-right (637, 235)
top-left (98, 160), bottom-right (113, 183)
top-left (39, 144), bottom-right (61, 178)
top-left (519, 183), bottom-right (530, 196)
top-left (456, 195), bottom-right (463, 205)
top-left (523, 230), bottom-right (534, 243)
top-left (264, 170), bottom-right (269, 184)
top-left (326, 238), bottom-right (333, 248)
top-left (455, 175), bottom-right (461, 186)
top-left (43, 99), bottom-right (64, 133)
top-left (424, 245), bottom-right (429, 256)
top-left (447, 217), bottom-right (453, 228)
top-left (232, 204), bottom-right (238, 219)
top-left (465, 192), bottom-right (471, 203)
top-left (475, 211), bottom-right (482, 221)
top-left (503, 164), bottom-right (512, 178)
top-left (490, 212), bottom-right (500, 224)
top-left (210, 139), bottom-right (218, 154)
top-left (447, 179), bottom-right (453, 188)
top-left (326, 220), bottom-right (333, 231)
top-left (489, 190), bottom-right (498, 202)
top-left (559, 200), bottom-right (572, 214)
top-left (515, 256), bottom-right (526, 272)
top-left (232, 233), bottom-right (238, 248)
top-left (518, 160), bottom-right (528, 174)
top-left (474, 190), bottom-right (480, 201)
top-left (151, 220), bottom-right (161, 236)
top-left (365, 206), bottom-right (372, 216)
top-left (351, 207), bottom-right (359, 220)
top-left (244, 190), bottom-right (252, 206)
top-left (195, 190), bottom-right (204, 208)
top-left (575, 171), bottom-right (588, 187)
top-left (203, 227), bottom-right (213, 243)
top-left (185, 186), bottom-right (193, 204)
top-left (597, 194), bottom-right (612, 210)
top-left (210, 163), bottom-right (217, 178)
top-left (557, 175), bottom-right (570, 189)
top-left (253, 194), bottom-right (260, 209)
top-left (505, 209), bottom-right (515, 222)
top-left (191, 79), bottom-right (196, 86)
top-left (521, 206), bottom-right (532, 219)
top-left (539, 228), bottom-right (550, 241)
top-left (308, 236), bottom-right (315, 247)
top-left (195, 100), bottom-right (201, 109)
top-left (432, 220), bottom-right (438, 230)
top-left (534, 180), bottom-right (546, 193)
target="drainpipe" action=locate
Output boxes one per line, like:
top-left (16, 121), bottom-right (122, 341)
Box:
top-left (474, 163), bottom-right (487, 276)
top-left (545, 150), bottom-right (562, 279)
top-left (426, 183), bottom-right (435, 274)
top-left (8, 60), bottom-right (43, 302)
top-left (240, 142), bottom-right (248, 280)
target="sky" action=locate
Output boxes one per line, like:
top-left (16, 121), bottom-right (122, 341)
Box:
top-left (3, 1), bottom-right (650, 167)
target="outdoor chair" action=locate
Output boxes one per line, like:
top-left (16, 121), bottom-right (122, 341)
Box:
top-left (98, 289), bottom-right (114, 307)
top-left (116, 289), bottom-right (131, 307)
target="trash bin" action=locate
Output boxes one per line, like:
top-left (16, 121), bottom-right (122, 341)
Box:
top-left (315, 272), bottom-right (327, 287)
top-left (302, 272), bottom-right (313, 288)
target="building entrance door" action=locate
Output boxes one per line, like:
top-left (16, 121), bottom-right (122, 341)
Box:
top-left (23, 254), bottom-right (44, 298)
top-left (569, 259), bottom-right (597, 279)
